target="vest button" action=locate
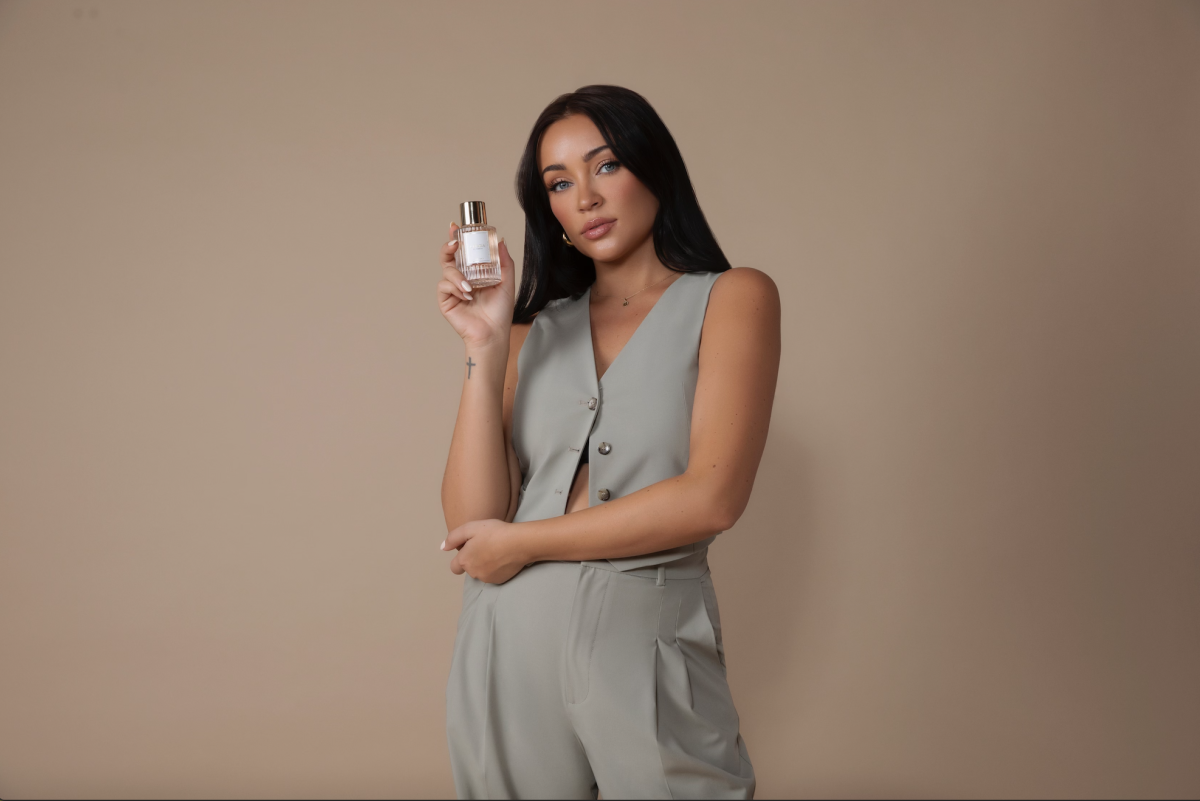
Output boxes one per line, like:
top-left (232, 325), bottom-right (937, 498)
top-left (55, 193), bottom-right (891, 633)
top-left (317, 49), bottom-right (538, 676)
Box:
top-left (598, 442), bottom-right (611, 455)
top-left (587, 397), bottom-right (597, 410)
top-left (597, 488), bottom-right (610, 501)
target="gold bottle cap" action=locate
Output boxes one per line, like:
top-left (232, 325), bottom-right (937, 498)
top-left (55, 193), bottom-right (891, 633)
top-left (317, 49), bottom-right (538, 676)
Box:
top-left (460, 201), bottom-right (487, 226)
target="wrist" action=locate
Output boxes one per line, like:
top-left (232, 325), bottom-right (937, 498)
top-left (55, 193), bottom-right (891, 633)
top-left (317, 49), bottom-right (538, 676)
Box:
top-left (509, 521), bottom-right (542, 565)
top-left (463, 330), bottom-right (511, 356)
top-left (460, 338), bottom-right (509, 387)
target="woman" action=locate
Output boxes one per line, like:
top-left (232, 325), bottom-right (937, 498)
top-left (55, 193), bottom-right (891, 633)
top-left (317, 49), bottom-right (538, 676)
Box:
top-left (436, 85), bottom-right (780, 800)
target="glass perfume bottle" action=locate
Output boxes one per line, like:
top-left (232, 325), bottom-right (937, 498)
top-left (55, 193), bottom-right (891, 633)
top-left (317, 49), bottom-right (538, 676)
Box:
top-left (455, 201), bottom-right (501, 288)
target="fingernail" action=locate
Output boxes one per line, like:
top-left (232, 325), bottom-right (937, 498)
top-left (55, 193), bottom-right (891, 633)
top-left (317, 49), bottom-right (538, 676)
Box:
top-left (440, 540), bottom-right (446, 550)
top-left (460, 280), bottom-right (472, 292)
top-left (447, 240), bottom-right (457, 247)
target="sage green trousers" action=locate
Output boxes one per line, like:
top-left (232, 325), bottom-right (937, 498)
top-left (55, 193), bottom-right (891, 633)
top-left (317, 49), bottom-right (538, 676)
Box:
top-left (445, 557), bottom-right (756, 799)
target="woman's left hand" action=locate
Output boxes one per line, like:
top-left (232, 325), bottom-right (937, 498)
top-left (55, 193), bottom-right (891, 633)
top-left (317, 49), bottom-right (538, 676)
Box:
top-left (442, 519), bottom-right (530, 584)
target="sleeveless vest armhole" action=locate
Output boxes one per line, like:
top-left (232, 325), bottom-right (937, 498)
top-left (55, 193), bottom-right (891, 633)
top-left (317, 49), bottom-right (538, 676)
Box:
top-left (697, 270), bottom-right (722, 345)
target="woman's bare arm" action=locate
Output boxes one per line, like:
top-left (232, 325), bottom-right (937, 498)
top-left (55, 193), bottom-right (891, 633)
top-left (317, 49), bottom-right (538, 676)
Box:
top-left (436, 226), bottom-right (524, 532)
top-left (438, 306), bottom-right (532, 531)
top-left (440, 334), bottom-right (511, 532)
top-left (506, 267), bottom-right (781, 562)
top-left (501, 323), bottom-right (533, 523)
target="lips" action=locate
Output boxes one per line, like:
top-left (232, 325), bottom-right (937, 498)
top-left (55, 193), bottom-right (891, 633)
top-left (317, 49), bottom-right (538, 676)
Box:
top-left (580, 218), bottom-right (616, 240)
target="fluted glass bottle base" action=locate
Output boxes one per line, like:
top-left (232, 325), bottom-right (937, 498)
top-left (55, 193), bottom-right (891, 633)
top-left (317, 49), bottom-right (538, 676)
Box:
top-left (463, 263), bottom-right (501, 288)
top-left (455, 222), bottom-right (501, 289)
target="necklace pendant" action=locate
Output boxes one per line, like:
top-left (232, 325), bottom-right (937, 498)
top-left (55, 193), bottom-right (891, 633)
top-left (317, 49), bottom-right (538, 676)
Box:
top-left (622, 299), bottom-right (629, 306)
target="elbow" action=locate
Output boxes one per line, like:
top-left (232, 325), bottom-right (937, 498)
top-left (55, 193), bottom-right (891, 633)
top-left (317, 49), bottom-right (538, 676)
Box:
top-left (706, 496), bottom-right (742, 534)
top-left (690, 475), bottom-right (744, 533)
top-left (712, 508), bottom-right (739, 534)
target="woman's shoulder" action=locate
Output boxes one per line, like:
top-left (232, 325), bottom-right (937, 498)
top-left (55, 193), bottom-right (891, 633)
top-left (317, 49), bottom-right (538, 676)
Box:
top-left (522, 295), bottom-right (577, 326)
top-left (542, 294), bottom-right (577, 312)
top-left (702, 268), bottom-right (780, 342)
top-left (709, 267), bottom-right (779, 307)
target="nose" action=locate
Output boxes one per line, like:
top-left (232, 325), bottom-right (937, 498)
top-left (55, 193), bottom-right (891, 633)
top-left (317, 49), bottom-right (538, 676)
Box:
top-left (576, 179), bottom-right (601, 212)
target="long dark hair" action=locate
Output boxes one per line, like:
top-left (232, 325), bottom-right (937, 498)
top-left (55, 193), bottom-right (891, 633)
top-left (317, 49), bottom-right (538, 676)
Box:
top-left (511, 85), bottom-right (730, 324)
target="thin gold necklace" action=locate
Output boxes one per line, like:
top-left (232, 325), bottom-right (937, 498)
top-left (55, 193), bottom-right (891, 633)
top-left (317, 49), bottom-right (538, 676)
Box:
top-left (591, 272), bottom-right (678, 307)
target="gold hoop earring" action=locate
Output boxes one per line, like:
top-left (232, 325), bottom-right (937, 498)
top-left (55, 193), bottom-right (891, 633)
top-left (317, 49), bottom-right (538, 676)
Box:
top-left (562, 231), bottom-right (575, 248)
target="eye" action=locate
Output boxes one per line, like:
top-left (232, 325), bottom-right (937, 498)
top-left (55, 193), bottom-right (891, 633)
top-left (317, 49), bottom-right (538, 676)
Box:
top-left (547, 177), bottom-right (570, 193)
top-left (598, 160), bottom-right (620, 174)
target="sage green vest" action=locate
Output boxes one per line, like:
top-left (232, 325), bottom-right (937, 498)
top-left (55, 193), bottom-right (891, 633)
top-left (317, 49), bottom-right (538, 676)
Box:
top-left (512, 270), bottom-right (722, 572)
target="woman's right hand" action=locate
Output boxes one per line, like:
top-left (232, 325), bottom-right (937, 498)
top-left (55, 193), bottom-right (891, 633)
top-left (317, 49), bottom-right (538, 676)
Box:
top-left (438, 222), bottom-right (517, 349)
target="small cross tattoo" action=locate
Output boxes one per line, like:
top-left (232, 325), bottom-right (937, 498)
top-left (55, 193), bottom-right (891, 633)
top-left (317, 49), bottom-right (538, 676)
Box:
top-left (466, 356), bottom-right (476, 378)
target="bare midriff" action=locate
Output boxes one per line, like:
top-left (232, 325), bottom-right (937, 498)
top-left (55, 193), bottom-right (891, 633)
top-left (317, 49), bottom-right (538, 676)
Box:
top-left (565, 461), bottom-right (589, 514)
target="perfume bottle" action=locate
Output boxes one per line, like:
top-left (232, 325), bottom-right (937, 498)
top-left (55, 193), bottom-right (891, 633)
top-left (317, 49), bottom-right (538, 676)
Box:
top-left (455, 201), bottom-right (501, 288)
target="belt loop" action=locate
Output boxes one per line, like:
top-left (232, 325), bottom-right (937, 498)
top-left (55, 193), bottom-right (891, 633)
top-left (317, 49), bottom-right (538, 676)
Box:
top-left (656, 565), bottom-right (666, 586)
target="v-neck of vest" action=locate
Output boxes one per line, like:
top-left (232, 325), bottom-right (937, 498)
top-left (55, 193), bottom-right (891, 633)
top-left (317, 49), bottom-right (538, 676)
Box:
top-left (583, 271), bottom-right (689, 386)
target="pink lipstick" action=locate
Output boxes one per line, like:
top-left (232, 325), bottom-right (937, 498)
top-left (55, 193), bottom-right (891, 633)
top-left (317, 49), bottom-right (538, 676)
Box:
top-left (581, 218), bottom-right (616, 240)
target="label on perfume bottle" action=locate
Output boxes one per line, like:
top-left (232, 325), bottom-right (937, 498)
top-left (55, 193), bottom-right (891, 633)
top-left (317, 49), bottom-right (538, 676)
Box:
top-left (462, 231), bottom-right (492, 266)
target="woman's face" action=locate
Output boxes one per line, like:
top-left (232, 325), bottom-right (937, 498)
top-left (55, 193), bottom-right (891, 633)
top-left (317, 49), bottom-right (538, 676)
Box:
top-left (538, 114), bottom-right (660, 263)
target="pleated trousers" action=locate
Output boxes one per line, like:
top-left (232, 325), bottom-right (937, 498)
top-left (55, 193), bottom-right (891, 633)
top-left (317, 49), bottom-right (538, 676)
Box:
top-left (445, 556), bottom-right (755, 799)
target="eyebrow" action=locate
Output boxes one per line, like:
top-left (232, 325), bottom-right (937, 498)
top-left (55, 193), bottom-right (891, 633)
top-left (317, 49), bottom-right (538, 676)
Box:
top-left (541, 145), bottom-right (612, 176)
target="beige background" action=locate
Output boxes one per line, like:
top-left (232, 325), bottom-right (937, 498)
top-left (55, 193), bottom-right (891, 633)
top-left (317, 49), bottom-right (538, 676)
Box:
top-left (1, 0), bottom-right (1198, 797)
